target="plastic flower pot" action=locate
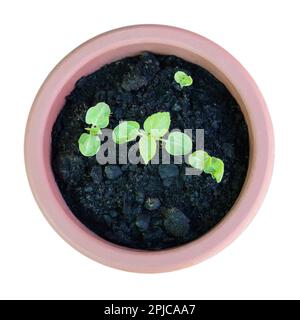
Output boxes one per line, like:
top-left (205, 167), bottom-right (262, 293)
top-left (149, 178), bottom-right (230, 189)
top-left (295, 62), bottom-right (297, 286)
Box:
top-left (24, 25), bottom-right (274, 273)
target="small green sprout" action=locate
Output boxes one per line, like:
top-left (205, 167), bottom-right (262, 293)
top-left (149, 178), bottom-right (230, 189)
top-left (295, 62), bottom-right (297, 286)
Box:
top-left (78, 102), bottom-right (111, 157)
top-left (112, 112), bottom-right (193, 164)
top-left (188, 150), bottom-right (224, 183)
top-left (174, 71), bottom-right (193, 88)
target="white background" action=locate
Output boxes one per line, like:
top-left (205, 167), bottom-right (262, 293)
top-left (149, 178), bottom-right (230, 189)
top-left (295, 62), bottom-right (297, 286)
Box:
top-left (0, 0), bottom-right (299, 300)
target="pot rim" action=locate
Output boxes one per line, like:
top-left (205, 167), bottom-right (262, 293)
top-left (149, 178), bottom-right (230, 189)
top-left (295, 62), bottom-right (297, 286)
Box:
top-left (24, 24), bottom-right (274, 273)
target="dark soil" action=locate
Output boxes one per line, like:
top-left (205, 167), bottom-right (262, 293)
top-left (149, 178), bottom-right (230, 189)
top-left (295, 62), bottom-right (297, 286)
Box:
top-left (51, 52), bottom-right (249, 250)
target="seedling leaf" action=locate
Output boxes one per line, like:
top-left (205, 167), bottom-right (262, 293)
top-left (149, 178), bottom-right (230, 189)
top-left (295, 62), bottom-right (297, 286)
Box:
top-left (112, 121), bottom-right (140, 144)
top-left (165, 132), bottom-right (192, 156)
top-left (139, 135), bottom-right (157, 164)
top-left (209, 157), bottom-right (224, 183)
top-left (174, 71), bottom-right (193, 87)
top-left (78, 133), bottom-right (100, 157)
top-left (188, 150), bottom-right (210, 171)
top-left (85, 102), bottom-right (111, 128)
top-left (143, 112), bottom-right (170, 139)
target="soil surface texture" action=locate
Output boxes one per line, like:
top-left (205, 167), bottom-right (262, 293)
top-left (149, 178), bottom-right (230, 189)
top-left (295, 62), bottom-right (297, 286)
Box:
top-left (51, 53), bottom-right (249, 250)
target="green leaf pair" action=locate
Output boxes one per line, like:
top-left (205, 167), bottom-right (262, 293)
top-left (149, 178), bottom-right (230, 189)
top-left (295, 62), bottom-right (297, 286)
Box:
top-left (188, 150), bottom-right (224, 183)
top-left (112, 112), bottom-right (193, 164)
top-left (78, 102), bottom-right (111, 157)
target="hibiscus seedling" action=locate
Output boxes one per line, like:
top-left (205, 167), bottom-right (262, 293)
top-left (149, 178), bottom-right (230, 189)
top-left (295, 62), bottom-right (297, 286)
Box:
top-left (188, 150), bottom-right (224, 183)
top-left (112, 112), bottom-right (193, 164)
top-left (174, 71), bottom-right (193, 88)
top-left (78, 102), bottom-right (111, 157)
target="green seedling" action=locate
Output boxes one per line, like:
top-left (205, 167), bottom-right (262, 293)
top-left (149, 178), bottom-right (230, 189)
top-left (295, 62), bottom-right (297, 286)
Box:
top-left (112, 112), bottom-right (193, 164)
top-left (174, 71), bottom-right (193, 88)
top-left (188, 150), bottom-right (224, 183)
top-left (78, 102), bottom-right (111, 157)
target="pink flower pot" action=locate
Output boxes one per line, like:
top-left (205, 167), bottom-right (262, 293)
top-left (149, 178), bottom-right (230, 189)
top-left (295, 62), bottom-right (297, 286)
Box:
top-left (24, 25), bottom-right (274, 273)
